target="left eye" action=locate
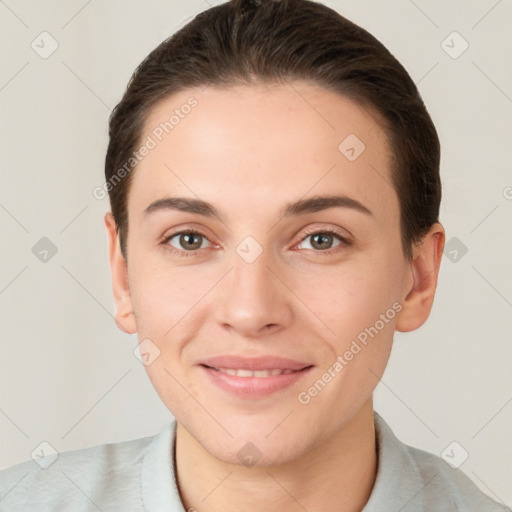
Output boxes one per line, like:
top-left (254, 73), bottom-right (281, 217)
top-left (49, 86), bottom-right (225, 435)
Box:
top-left (166, 231), bottom-right (210, 251)
top-left (297, 231), bottom-right (345, 251)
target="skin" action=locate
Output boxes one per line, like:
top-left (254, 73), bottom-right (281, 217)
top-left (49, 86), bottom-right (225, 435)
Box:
top-left (105, 82), bottom-right (445, 512)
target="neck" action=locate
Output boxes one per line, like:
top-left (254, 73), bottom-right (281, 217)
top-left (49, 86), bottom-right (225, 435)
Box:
top-left (174, 399), bottom-right (377, 512)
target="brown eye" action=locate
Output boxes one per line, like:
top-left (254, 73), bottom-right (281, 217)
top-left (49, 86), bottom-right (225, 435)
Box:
top-left (297, 230), bottom-right (345, 251)
top-left (310, 233), bottom-right (336, 250)
top-left (165, 231), bottom-right (209, 251)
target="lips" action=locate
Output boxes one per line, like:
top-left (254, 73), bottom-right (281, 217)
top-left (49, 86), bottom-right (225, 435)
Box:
top-left (198, 355), bottom-right (314, 397)
top-left (209, 367), bottom-right (296, 377)
top-left (199, 355), bottom-right (312, 372)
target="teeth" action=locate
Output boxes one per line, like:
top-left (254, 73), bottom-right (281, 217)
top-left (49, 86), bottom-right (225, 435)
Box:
top-left (215, 367), bottom-right (296, 377)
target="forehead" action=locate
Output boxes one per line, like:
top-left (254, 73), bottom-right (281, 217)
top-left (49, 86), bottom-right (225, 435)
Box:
top-left (128, 82), bottom-right (398, 226)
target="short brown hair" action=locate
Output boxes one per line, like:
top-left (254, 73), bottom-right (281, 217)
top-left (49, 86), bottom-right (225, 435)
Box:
top-left (105, 0), bottom-right (441, 262)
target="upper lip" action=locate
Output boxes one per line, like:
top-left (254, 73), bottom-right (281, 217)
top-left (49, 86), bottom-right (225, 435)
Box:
top-left (199, 355), bottom-right (313, 371)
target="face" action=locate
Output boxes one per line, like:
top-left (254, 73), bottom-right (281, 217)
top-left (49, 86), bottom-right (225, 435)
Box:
top-left (108, 82), bottom-right (423, 466)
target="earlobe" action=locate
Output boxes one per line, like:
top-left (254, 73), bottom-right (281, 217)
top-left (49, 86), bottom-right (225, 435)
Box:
top-left (395, 223), bottom-right (445, 333)
top-left (104, 212), bottom-right (137, 335)
top-left (115, 311), bottom-right (137, 335)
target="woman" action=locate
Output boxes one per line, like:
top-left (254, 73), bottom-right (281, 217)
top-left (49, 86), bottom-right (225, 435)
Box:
top-left (0, 0), bottom-right (507, 510)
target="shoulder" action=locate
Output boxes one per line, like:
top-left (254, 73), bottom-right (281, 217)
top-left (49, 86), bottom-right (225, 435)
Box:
top-left (404, 442), bottom-right (510, 511)
top-left (0, 432), bottom-right (156, 511)
top-left (372, 411), bottom-right (510, 512)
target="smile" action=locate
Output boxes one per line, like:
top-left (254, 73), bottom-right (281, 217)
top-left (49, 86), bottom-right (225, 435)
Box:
top-left (199, 363), bottom-right (314, 398)
top-left (208, 367), bottom-right (297, 377)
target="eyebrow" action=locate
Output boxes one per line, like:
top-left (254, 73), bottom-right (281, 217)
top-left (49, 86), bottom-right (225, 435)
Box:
top-left (142, 194), bottom-right (373, 220)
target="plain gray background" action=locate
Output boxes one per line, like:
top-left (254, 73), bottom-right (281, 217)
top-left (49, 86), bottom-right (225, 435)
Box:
top-left (1, 0), bottom-right (511, 506)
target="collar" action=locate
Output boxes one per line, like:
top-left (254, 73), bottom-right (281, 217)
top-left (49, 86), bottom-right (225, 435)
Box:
top-left (141, 419), bottom-right (184, 511)
top-left (140, 411), bottom-right (447, 512)
top-left (363, 410), bottom-right (431, 511)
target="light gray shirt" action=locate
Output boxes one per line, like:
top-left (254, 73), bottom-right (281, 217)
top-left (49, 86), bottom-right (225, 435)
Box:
top-left (0, 410), bottom-right (509, 511)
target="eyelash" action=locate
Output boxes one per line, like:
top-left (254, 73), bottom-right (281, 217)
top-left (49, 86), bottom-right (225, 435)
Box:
top-left (299, 227), bottom-right (352, 255)
top-left (161, 227), bottom-right (351, 258)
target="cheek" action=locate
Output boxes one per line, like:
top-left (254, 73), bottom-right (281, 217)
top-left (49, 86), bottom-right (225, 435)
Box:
top-left (127, 260), bottom-right (191, 339)
top-left (297, 258), bottom-right (401, 342)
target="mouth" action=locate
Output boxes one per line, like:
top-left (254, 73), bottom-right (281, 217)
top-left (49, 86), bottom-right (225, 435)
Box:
top-left (198, 358), bottom-right (314, 398)
top-left (201, 365), bottom-right (307, 377)
top-left (198, 354), bottom-right (312, 372)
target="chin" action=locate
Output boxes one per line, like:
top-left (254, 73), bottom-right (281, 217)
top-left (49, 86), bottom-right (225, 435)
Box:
top-left (206, 438), bottom-right (305, 468)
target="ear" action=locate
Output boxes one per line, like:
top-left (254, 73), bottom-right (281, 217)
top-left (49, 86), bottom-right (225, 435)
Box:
top-left (104, 212), bottom-right (137, 334)
top-left (395, 222), bottom-right (445, 332)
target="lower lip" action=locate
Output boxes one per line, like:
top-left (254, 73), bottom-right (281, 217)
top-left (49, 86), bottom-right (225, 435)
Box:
top-left (199, 365), bottom-right (314, 398)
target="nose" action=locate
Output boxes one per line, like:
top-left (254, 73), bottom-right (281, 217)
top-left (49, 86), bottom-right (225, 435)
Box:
top-left (213, 248), bottom-right (294, 338)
